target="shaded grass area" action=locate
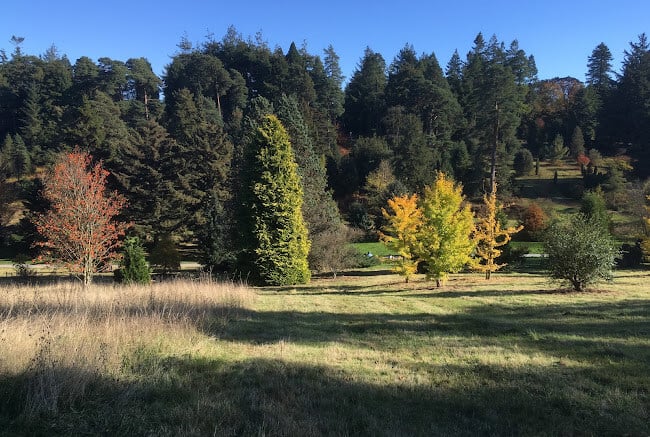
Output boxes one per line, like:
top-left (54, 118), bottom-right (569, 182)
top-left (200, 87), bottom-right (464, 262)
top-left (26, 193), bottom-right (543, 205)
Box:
top-left (1, 272), bottom-right (649, 435)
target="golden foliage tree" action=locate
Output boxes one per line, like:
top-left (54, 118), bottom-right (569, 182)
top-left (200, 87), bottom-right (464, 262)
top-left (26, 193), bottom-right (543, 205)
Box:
top-left (418, 173), bottom-right (476, 287)
top-left (473, 186), bottom-right (523, 279)
top-left (381, 173), bottom-right (476, 287)
top-left (380, 193), bottom-right (422, 282)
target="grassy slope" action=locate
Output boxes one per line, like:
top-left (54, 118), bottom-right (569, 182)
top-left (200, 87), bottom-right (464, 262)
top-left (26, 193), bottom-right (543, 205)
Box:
top-left (1, 271), bottom-right (648, 435)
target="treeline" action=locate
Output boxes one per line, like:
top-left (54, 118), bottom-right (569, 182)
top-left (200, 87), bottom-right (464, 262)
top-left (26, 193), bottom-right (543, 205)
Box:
top-left (1, 28), bottom-right (649, 277)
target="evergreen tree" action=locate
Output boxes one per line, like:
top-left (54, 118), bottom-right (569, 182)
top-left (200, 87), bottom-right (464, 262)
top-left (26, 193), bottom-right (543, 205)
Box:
top-left (586, 43), bottom-right (614, 90)
top-left (164, 88), bottom-right (233, 237)
top-left (115, 236), bottom-right (151, 284)
top-left (284, 42), bottom-right (317, 105)
top-left (570, 126), bottom-right (586, 158)
top-left (343, 48), bottom-right (387, 136)
top-left (198, 192), bottom-right (235, 272)
top-left (549, 134), bottom-right (569, 164)
top-left (321, 45), bottom-right (345, 120)
top-left (276, 95), bottom-right (344, 272)
top-left (241, 115), bottom-right (310, 285)
top-left (383, 106), bottom-right (433, 190)
top-left (70, 56), bottom-right (100, 100)
top-left (66, 90), bottom-right (132, 164)
top-left (615, 34), bottom-right (650, 177)
top-left (513, 148), bottom-right (534, 176)
top-left (461, 34), bottom-right (532, 193)
top-left (445, 50), bottom-right (464, 98)
top-left (110, 119), bottom-right (183, 238)
top-left (11, 134), bottom-right (30, 177)
top-left (19, 83), bottom-right (44, 159)
top-left (580, 188), bottom-right (610, 230)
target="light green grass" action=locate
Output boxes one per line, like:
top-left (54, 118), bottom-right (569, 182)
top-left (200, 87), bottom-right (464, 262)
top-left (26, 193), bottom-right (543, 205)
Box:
top-left (1, 271), bottom-right (649, 435)
top-left (351, 241), bottom-right (392, 257)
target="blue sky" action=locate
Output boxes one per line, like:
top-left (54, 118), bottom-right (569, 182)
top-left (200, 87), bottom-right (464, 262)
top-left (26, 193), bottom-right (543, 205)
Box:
top-left (2, 0), bottom-right (648, 84)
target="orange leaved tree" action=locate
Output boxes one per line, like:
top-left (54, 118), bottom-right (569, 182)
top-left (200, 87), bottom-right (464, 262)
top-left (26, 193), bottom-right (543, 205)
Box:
top-left (34, 150), bottom-right (130, 286)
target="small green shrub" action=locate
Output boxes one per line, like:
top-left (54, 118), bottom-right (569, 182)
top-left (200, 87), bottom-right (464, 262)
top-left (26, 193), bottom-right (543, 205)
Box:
top-left (115, 237), bottom-right (151, 284)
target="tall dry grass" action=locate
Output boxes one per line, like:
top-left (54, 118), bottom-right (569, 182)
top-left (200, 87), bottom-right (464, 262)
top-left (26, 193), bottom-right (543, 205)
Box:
top-left (0, 278), bottom-right (254, 418)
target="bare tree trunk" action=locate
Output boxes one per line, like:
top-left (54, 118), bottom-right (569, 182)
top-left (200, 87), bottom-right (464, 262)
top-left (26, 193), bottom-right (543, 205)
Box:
top-left (490, 101), bottom-right (500, 195)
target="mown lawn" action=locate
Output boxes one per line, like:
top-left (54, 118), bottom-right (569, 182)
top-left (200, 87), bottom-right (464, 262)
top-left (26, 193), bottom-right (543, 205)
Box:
top-left (1, 270), bottom-right (648, 435)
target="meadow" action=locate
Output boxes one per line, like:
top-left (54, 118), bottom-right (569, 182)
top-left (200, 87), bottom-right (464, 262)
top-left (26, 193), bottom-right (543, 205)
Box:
top-left (0, 269), bottom-right (648, 436)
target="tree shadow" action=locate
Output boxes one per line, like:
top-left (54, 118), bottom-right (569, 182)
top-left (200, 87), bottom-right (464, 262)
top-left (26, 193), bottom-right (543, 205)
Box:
top-left (2, 355), bottom-right (647, 436)
top-left (214, 300), bottom-right (650, 368)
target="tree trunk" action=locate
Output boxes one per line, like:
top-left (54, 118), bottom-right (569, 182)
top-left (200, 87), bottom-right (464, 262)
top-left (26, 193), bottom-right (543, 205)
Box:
top-left (435, 278), bottom-right (441, 288)
top-left (571, 276), bottom-right (583, 291)
top-left (490, 101), bottom-right (500, 194)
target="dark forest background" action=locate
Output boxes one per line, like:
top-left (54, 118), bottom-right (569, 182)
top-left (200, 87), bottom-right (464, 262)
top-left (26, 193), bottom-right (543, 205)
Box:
top-left (1, 28), bottom-right (649, 274)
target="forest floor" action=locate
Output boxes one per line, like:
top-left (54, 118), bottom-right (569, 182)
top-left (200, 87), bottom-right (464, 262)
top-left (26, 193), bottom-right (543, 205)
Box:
top-left (1, 268), bottom-right (648, 435)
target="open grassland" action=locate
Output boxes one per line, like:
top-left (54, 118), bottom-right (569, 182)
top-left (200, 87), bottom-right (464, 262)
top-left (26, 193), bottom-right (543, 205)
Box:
top-left (1, 271), bottom-right (649, 435)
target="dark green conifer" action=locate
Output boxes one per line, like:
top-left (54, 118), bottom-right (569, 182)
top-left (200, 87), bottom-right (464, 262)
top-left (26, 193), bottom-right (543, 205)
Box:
top-left (242, 114), bottom-right (310, 285)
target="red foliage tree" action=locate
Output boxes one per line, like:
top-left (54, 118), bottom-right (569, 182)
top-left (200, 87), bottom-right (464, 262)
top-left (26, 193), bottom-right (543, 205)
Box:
top-left (34, 150), bottom-right (130, 286)
top-left (522, 203), bottom-right (548, 240)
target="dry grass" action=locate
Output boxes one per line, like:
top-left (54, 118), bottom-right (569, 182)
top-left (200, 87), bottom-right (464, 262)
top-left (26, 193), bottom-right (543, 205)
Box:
top-left (0, 279), bottom-right (253, 420)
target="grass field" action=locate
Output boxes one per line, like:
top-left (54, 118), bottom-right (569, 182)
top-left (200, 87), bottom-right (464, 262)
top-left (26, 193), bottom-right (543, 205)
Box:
top-left (1, 269), bottom-right (648, 435)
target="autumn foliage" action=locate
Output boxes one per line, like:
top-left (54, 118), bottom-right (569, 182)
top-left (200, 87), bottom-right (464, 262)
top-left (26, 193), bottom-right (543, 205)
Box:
top-left (380, 193), bottom-right (422, 282)
top-left (381, 173), bottom-right (475, 286)
top-left (34, 150), bottom-right (130, 285)
top-left (473, 188), bottom-right (523, 279)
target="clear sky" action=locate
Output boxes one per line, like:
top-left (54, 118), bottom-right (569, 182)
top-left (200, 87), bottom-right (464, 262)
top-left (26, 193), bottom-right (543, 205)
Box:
top-left (2, 0), bottom-right (648, 84)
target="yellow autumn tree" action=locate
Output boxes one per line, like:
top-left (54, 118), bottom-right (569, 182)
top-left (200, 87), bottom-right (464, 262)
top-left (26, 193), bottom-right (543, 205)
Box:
top-left (418, 173), bottom-right (476, 287)
top-left (380, 193), bottom-right (422, 282)
top-left (473, 185), bottom-right (523, 279)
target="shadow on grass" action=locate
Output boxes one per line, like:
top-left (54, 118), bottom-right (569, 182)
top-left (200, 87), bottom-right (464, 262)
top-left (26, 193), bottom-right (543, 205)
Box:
top-left (215, 300), bottom-right (650, 370)
top-left (2, 355), bottom-right (647, 436)
top-left (312, 269), bottom-right (394, 279)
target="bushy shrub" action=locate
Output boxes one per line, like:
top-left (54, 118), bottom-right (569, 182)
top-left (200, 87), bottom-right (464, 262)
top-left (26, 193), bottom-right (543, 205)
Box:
top-left (544, 214), bottom-right (620, 291)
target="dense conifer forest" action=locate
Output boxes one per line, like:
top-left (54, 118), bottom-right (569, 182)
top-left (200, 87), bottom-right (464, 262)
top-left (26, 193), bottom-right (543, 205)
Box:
top-left (1, 28), bottom-right (649, 281)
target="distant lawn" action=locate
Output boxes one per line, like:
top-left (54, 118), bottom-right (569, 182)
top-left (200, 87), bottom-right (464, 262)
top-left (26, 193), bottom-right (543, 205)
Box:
top-left (510, 240), bottom-right (544, 254)
top-left (2, 270), bottom-right (649, 435)
top-left (351, 241), bottom-right (393, 257)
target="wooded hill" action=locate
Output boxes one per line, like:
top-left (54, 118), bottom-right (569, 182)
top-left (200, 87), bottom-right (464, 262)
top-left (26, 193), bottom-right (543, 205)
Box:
top-left (1, 28), bottom-right (649, 277)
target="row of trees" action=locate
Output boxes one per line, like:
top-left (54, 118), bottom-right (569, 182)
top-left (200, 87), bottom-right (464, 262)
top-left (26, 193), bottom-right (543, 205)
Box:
top-left (380, 172), bottom-right (620, 291)
top-left (380, 173), bottom-right (522, 286)
top-left (1, 28), bottom-right (649, 285)
top-left (32, 114), bottom-right (313, 286)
